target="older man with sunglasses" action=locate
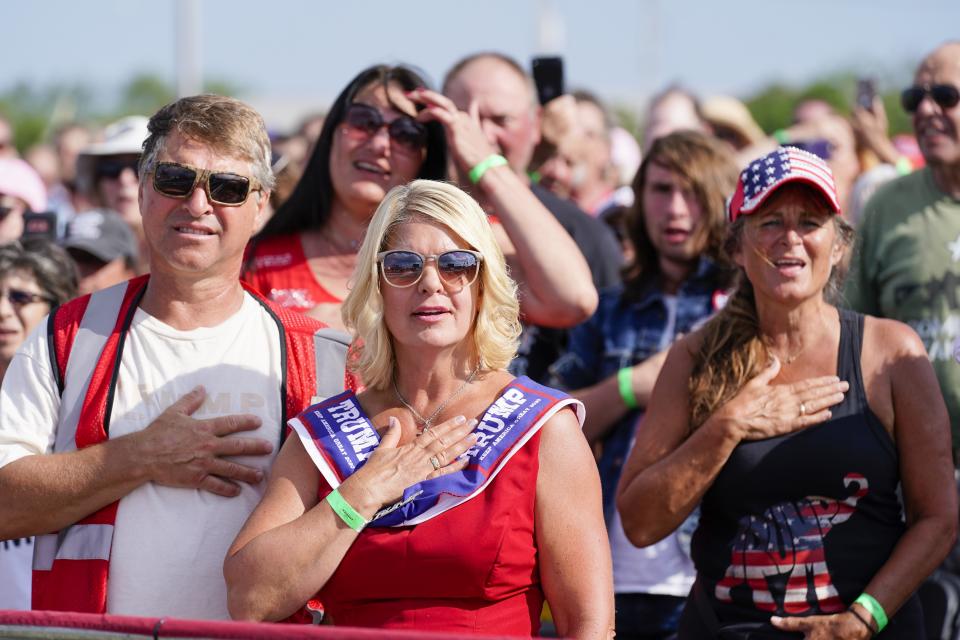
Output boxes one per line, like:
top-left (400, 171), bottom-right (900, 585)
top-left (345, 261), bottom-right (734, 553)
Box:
top-left (845, 41), bottom-right (960, 449)
top-left (0, 95), bottom-right (352, 619)
top-left (438, 52), bottom-right (622, 383)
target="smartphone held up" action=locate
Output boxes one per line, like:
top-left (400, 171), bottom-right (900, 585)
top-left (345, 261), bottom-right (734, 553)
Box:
top-left (532, 56), bottom-right (564, 106)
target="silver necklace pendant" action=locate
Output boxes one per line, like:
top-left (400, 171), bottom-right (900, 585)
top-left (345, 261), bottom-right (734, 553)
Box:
top-left (393, 364), bottom-right (481, 433)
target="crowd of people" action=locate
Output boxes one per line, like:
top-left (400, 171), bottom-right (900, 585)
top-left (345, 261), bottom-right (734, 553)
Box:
top-left (0, 40), bottom-right (958, 640)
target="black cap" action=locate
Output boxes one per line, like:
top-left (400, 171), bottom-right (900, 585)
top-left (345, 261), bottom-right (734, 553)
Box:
top-left (62, 209), bottom-right (139, 264)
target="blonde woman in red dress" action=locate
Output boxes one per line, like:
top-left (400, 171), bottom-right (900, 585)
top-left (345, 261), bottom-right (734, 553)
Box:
top-left (227, 180), bottom-right (614, 638)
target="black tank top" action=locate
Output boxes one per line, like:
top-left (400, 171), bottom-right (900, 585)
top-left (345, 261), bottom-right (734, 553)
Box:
top-left (683, 309), bottom-right (922, 637)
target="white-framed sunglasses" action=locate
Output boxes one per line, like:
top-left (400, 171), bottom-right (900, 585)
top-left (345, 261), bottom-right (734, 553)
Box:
top-left (376, 249), bottom-right (483, 288)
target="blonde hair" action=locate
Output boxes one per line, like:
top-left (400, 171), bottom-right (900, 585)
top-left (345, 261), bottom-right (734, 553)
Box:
top-left (341, 180), bottom-right (521, 389)
top-left (688, 187), bottom-right (854, 429)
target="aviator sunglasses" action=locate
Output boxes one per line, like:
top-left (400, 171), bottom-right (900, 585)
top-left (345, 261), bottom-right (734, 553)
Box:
top-left (342, 103), bottom-right (428, 153)
top-left (377, 250), bottom-right (483, 288)
top-left (901, 84), bottom-right (960, 113)
top-left (152, 161), bottom-right (261, 206)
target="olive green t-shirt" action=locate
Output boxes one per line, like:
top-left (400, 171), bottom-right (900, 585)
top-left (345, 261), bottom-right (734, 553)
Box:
top-left (844, 167), bottom-right (960, 443)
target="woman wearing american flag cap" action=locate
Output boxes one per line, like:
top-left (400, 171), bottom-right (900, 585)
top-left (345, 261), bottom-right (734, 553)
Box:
top-left (617, 146), bottom-right (955, 638)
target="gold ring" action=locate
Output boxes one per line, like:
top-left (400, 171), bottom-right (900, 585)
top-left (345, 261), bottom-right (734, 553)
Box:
top-left (429, 455), bottom-right (441, 471)
top-left (799, 402), bottom-right (807, 417)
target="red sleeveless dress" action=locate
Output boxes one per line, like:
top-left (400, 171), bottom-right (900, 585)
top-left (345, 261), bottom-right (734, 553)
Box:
top-left (314, 430), bottom-right (544, 635)
top-left (243, 233), bottom-right (340, 313)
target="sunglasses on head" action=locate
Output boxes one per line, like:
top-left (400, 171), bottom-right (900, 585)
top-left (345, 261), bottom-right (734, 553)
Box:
top-left (152, 161), bottom-right (261, 206)
top-left (901, 84), bottom-right (960, 113)
top-left (3, 288), bottom-right (52, 308)
top-left (342, 103), bottom-right (428, 153)
top-left (377, 249), bottom-right (483, 288)
top-left (95, 158), bottom-right (140, 180)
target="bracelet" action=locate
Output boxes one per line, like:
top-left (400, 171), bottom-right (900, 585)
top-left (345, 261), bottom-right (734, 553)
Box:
top-left (895, 156), bottom-right (913, 175)
top-left (854, 593), bottom-right (888, 633)
top-left (617, 367), bottom-right (639, 410)
top-left (469, 154), bottom-right (508, 184)
top-left (325, 488), bottom-right (368, 532)
top-left (848, 606), bottom-right (876, 636)
top-left (773, 129), bottom-right (790, 145)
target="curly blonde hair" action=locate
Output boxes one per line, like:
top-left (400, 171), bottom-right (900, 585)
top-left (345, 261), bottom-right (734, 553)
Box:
top-left (341, 180), bottom-right (521, 389)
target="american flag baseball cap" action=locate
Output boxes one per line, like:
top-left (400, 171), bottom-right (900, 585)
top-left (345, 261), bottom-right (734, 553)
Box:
top-left (727, 146), bottom-right (842, 223)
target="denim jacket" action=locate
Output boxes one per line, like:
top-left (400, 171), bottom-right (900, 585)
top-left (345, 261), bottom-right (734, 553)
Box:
top-left (550, 258), bottom-right (727, 520)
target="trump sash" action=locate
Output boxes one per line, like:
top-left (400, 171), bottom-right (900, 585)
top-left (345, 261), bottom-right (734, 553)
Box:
top-left (288, 376), bottom-right (584, 527)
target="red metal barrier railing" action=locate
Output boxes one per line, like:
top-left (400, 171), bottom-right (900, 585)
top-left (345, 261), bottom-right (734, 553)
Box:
top-left (0, 610), bottom-right (526, 640)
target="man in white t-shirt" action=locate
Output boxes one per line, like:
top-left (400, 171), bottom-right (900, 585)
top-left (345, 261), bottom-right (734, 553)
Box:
top-left (0, 95), bottom-right (349, 619)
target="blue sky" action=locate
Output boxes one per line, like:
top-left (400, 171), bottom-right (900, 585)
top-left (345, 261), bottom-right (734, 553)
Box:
top-left (4, 0), bottom-right (958, 129)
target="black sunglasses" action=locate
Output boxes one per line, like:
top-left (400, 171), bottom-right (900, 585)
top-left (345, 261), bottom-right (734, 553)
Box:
top-left (342, 103), bottom-right (428, 153)
top-left (95, 158), bottom-right (140, 180)
top-left (3, 288), bottom-right (53, 308)
top-left (376, 249), bottom-right (483, 288)
top-left (152, 161), bottom-right (261, 206)
top-left (901, 84), bottom-right (960, 113)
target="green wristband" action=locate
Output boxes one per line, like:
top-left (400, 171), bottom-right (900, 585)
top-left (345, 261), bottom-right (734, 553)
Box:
top-left (895, 156), bottom-right (913, 175)
top-left (326, 488), bottom-right (367, 532)
top-left (617, 367), bottom-right (639, 410)
top-left (469, 154), bottom-right (508, 184)
top-left (773, 129), bottom-right (790, 145)
top-left (854, 593), bottom-right (888, 632)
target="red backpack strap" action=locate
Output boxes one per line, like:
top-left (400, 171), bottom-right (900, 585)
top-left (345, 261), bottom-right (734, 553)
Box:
top-left (74, 277), bottom-right (149, 447)
top-left (50, 276), bottom-right (149, 454)
top-left (46, 296), bottom-right (90, 396)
